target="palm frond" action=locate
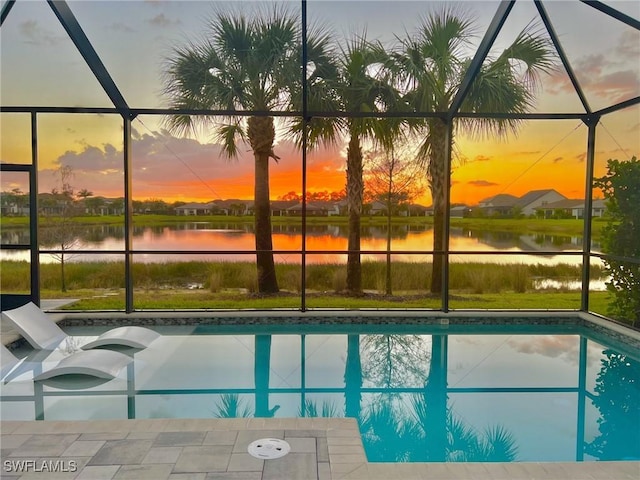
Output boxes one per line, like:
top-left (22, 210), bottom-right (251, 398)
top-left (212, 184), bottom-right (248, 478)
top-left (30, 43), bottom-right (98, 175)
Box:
top-left (498, 21), bottom-right (556, 90)
top-left (210, 11), bottom-right (252, 67)
top-left (214, 120), bottom-right (246, 159)
top-left (299, 399), bottom-right (339, 418)
top-left (213, 393), bottom-right (252, 418)
top-left (481, 425), bottom-right (519, 461)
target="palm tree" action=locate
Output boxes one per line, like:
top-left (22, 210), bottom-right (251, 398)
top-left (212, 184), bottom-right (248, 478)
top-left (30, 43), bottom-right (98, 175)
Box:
top-left (76, 188), bottom-right (93, 200)
top-left (306, 35), bottom-right (404, 294)
top-left (163, 7), bottom-right (316, 293)
top-left (396, 9), bottom-right (555, 293)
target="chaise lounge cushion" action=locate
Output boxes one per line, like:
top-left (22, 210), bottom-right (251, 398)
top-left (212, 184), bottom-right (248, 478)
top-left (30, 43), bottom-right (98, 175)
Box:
top-left (33, 349), bottom-right (132, 381)
top-left (2, 302), bottom-right (160, 351)
top-left (81, 326), bottom-right (161, 350)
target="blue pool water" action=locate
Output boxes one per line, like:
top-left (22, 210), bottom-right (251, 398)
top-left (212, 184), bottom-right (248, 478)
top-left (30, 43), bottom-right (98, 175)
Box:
top-left (2, 322), bottom-right (639, 463)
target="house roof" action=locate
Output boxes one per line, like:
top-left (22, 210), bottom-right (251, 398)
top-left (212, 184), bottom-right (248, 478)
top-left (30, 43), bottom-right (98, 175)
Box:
top-left (287, 202), bottom-right (327, 212)
top-left (175, 202), bottom-right (210, 209)
top-left (270, 200), bottom-right (298, 210)
top-left (212, 199), bottom-right (251, 208)
top-left (515, 189), bottom-right (565, 207)
top-left (479, 194), bottom-right (519, 207)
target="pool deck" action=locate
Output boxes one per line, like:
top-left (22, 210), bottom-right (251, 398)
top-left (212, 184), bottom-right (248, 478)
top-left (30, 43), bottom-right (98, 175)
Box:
top-left (1, 418), bottom-right (638, 480)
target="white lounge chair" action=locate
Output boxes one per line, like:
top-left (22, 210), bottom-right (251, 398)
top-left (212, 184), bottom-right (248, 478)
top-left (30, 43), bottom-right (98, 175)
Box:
top-left (2, 302), bottom-right (160, 351)
top-left (1, 343), bottom-right (21, 378)
top-left (1, 343), bottom-right (132, 382)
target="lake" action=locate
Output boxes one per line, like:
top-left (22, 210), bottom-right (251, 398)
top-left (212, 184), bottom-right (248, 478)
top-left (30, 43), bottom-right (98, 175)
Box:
top-left (1, 222), bottom-right (595, 267)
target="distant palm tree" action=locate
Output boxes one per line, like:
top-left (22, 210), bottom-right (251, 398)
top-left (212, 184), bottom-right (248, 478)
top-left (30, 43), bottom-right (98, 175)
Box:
top-left (76, 188), bottom-right (93, 200)
top-left (163, 7), bottom-right (333, 293)
top-left (396, 9), bottom-right (555, 293)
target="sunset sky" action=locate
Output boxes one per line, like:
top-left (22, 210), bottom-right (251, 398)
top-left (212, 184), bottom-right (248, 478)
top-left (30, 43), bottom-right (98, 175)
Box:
top-left (1, 0), bottom-right (638, 206)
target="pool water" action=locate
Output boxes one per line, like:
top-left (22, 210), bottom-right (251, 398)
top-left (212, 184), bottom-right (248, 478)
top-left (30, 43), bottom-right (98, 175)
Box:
top-left (2, 323), bottom-right (639, 463)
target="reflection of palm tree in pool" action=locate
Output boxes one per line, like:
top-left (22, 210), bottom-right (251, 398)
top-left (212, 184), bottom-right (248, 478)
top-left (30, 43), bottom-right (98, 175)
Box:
top-left (409, 395), bottom-right (518, 462)
top-left (254, 335), bottom-right (280, 417)
top-left (213, 393), bottom-right (252, 418)
top-left (345, 334), bottom-right (363, 420)
top-left (211, 335), bottom-right (280, 419)
top-left (303, 334), bottom-right (363, 419)
top-left (585, 350), bottom-right (640, 460)
top-left (299, 399), bottom-right (339, 418)
top-left (360, 394), bottom-right (518, 462)
top-left (360, 334), bottom-right (518, 462)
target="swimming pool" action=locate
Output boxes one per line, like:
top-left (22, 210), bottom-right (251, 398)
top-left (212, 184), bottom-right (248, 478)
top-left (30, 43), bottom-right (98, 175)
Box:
top-left (2, 316), bottom-right (639, 463)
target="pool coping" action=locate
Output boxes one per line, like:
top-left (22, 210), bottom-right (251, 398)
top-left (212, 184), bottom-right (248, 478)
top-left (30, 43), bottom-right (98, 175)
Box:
top-left (4, 309), bottom-right (639, 351)
top-left (1, 418), bottom-right (638, 479)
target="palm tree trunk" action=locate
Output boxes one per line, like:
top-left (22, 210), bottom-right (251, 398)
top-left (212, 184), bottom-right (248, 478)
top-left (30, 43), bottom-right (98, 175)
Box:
top-left (428, 120), bottom-right (449, 294)
top-left (344, 334), bottom-right (362, 419)
top-left (249, 116), bottom-right (279, 294)
top-left (386, 184), bottom-right (392, 295)
top-left (255, 335), bottom-right (278, 417)
top-left (346, 135), bottom-right (363, 294)
top-left (424, 334), bottom-right (447, 461)
top-left (386, 209), bottom-right (392, 295)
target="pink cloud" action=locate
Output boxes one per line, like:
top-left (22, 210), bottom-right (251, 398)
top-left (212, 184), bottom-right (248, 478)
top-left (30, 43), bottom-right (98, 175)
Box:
top-left (19, 20), bottom-right (66, 47)
top-left (43, 129), bottom-right (319, 201)
top-left (507, 336), bottom-right (602, 367)
top-left (547, 33), bottom-right (640, 102)
top-left (467, 180), bottom-right (498, 187)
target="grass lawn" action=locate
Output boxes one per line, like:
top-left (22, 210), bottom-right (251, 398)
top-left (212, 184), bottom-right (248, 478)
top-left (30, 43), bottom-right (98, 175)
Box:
top-left (0, 214), bottom-right (607, 238)
top-left (53, 289), bottom-right (612, 313)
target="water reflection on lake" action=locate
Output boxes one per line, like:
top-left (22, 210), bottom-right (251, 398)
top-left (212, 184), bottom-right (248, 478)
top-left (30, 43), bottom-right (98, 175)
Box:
top-left (1, 222), bottom-right (596, 266)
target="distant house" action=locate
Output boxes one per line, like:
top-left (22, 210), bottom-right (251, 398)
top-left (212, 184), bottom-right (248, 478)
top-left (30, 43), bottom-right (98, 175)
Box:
top-left (406, 204), bottom-right (430, 217)
top-left (479, 189), bottom-right (567, 217)
top-left (303, 201), bottom-right (341, 216)
top-left (37, 193), bottom-right (71, 216)
top-left (368, 201), bottom-right (387, 216)
top-left (592, 199), bottom-right (606, 217)
top-left (314, 201), bottom-right (341, 216)
top-left (450, 205), bottom-right (472, 218)
top-left (515, 189), bottom-right (566, 216)
top-left (333, 200), bottom-right (348, 216)
top-left (212, 199), bottom-right (250, 216)
top-left (175, 202), bottom-right (214, 216)
top-left (83, 197), bottom-right (124, 216)
top-left (478, 194), bottom-right (519, 216)
top-left (535, 198), bottom-right (607, 219)
top-left (0, 193), bottom-right (29, 216)
top-left (270, 200), bottom-right (298, 216)
top-left (422, 204), bottom-right (471, 217)
top-left (287, 202), bottom-right (329, 216)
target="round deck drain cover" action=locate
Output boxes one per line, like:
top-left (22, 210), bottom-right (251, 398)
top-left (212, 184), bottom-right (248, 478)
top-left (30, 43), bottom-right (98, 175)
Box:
top-left (247, 438), bottom-right (291, 459)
